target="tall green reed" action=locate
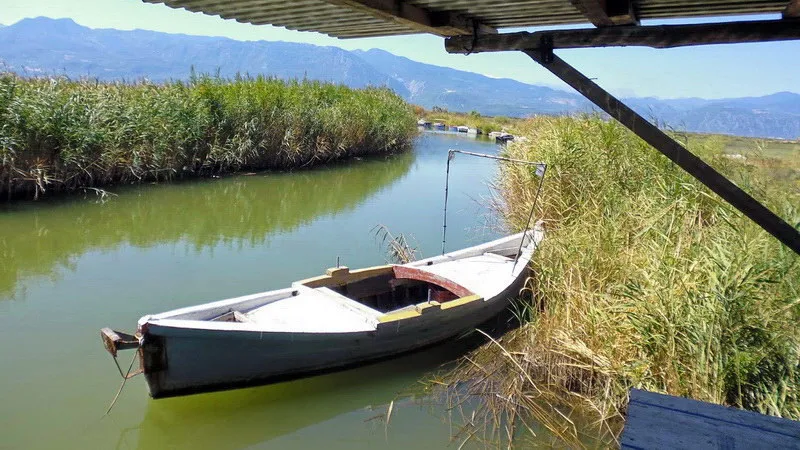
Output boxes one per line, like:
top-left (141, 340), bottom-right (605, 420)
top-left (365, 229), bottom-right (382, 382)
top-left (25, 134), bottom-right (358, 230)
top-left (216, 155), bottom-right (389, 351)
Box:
top-left (434, 115), bottom-right (800, 446)
top-left (0, 73), bottom-right (417, 200)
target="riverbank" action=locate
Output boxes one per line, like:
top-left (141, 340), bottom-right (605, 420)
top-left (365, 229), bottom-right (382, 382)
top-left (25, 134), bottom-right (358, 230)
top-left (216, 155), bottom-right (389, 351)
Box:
top-left (0, 74), bottom-right (417, 201)
top-left (417, 108), bottom-right (522, 135)
top-left (435, 115), bottom-right (800, 445)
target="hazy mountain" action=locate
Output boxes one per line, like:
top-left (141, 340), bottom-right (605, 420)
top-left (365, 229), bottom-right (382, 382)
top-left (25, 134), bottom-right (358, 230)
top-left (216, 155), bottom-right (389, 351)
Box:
top-left (623, 93), bottom-right (800, 139)
top-left (1, 17), bottom-right (798, 139)
top-left (0, 17), bottom-right (409, 95)
top-left (352, 48), bottom-right (586, 116)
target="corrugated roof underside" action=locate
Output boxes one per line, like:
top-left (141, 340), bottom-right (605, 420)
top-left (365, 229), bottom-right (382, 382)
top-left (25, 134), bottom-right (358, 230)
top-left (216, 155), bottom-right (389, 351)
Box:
top-left (145, 0), bottom-right (789, 38)
top-left (144, 0), bottom-right (421, 37)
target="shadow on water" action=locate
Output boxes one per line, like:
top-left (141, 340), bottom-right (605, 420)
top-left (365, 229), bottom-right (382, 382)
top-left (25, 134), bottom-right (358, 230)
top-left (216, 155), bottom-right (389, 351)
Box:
top-left (0, 153), bottom-right (413, 297)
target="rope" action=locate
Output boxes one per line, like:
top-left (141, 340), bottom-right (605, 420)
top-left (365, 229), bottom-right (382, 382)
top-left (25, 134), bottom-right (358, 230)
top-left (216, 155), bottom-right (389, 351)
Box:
top-left (104, 350), bottom-right (139, 417)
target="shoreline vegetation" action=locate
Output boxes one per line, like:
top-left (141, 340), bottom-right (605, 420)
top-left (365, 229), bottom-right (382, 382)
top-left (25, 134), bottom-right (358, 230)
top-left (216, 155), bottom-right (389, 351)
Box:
top-left (433, 115), bottom-right (799, 446)
top-left (0, 74), bottom-right (417, 201)
top-left (414, 107), bottom-right (521, 135)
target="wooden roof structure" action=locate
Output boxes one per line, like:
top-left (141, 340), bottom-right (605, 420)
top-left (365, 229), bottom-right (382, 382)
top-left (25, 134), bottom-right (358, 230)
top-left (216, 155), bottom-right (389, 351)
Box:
top-left (146, 0), bottom-right (798, 38)
top-left (144, 0), bottom-right (800, 254)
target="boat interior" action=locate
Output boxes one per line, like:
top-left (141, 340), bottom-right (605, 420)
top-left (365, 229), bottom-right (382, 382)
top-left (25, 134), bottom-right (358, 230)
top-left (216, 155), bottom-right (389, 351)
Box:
top-left (141, 231), bottom-right (541, 333)
top-left (206, 265), bottom-right (479, 332)
top-left (298, 265), bottom-right (472, 313)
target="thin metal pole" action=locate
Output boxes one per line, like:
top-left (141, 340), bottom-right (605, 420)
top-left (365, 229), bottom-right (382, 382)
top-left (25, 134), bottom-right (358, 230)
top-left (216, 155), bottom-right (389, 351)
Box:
top-left (525, 50), bottom-right (800, 255)
top-left (441, 149), bottom-right (546, 256)
top-left (449, 149), bottom-right (545, 166)
top-left (512, 165), bottom-right (547, 273)
top-left (442, 150), bottom-right (453, 255)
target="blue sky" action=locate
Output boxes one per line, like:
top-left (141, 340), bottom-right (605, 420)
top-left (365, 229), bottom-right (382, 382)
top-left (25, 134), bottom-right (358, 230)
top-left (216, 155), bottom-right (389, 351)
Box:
top-left (0, 0), bottom-right (797, 99)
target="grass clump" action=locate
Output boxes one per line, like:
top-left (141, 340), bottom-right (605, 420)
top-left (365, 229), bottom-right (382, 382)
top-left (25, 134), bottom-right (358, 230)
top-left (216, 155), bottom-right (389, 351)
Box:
top-left (434, 115), bottom-right (800, 446)
top-left (0, 73), bottom-right (417, 200)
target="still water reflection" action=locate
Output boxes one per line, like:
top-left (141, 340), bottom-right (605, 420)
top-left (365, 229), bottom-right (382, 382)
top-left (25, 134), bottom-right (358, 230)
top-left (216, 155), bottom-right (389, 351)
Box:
top-left (0, 132), bottom-right (507, 449)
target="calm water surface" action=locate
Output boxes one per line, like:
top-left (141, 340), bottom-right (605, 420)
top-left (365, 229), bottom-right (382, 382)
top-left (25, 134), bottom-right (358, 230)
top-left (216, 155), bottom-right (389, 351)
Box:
top-left (0, 132), bottom-right (520, 449)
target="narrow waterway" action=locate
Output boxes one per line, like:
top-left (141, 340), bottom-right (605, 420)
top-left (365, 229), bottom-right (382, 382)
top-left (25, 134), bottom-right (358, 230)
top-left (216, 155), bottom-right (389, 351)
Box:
top-left (0, 132), bottom-right (525, 449)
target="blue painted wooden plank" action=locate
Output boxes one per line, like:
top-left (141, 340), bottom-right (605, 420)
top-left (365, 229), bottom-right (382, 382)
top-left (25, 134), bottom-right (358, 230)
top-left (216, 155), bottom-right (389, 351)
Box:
top-left (621, 389), bottom-right (800, 449)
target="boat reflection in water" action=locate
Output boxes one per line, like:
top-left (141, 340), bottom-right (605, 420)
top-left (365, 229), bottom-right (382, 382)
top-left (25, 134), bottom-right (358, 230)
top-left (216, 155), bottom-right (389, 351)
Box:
top-left (134, 330), bottom-right (499, 450)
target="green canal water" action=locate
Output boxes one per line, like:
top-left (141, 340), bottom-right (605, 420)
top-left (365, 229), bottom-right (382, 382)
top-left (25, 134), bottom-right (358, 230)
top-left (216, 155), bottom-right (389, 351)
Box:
top-left (0, 132), bottom-right (521, 449)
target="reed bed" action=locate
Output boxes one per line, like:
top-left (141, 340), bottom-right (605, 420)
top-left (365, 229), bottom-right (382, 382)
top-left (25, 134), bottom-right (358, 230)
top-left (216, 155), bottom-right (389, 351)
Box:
top-left (432, 115), bottom-right (800, 446)
top-left (0, 73), bottom-right (417, 200)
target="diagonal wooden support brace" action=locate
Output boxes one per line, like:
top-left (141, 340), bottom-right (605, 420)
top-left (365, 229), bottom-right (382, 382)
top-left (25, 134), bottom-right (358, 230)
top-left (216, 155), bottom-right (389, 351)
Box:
top-left (523, 50), bottom-right (800, 255)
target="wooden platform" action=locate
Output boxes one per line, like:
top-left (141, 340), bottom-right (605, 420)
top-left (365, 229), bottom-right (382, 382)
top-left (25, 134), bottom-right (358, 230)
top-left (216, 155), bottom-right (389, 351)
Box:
top-left (621, 389), bottom-right (800, 449)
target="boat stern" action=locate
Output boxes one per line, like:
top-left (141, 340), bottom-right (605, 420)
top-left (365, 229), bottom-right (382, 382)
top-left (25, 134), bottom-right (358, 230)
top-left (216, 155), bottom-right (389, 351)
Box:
top-left (100, 327), bottom-right (141, 357)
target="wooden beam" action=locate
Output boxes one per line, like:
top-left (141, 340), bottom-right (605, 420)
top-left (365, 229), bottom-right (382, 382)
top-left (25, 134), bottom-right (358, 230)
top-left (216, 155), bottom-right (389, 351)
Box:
top-left (323, 0), bottom-right (496, 36)
top-left (445, 19), bottom-right (800, 53)
top-left (785, 0), bottom-right (800, 17)
top-left (522, 50), bottom-right (800, 255)
top-left (569, 0), bottom-right (638, 27)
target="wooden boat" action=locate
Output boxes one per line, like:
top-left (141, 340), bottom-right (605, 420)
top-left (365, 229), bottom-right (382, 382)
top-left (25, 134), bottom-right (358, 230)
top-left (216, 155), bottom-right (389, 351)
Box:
top-left (496, 132), bottom-right (515, 143)
top-left (101, 227), bottom-right (543, 398)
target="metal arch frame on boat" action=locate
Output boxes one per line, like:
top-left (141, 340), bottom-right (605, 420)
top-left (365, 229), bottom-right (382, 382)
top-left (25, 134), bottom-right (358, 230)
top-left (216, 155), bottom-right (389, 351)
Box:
top-left (440, 149), bottom-right (547, 273)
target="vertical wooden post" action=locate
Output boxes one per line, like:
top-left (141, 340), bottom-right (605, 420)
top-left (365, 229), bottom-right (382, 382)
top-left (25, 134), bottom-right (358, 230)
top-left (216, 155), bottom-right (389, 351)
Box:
top-left (524, 50), bottom-right (800, 255)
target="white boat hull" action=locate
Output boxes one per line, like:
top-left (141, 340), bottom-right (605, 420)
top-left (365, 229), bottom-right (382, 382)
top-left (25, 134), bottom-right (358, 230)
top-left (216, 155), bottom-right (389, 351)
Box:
top-left (142, 275), bottom-right (525, 397)
top-left (104, 228), bottom-right (543, 398)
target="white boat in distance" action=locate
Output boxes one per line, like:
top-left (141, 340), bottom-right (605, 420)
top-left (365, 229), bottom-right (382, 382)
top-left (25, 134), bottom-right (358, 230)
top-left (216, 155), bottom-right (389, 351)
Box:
top-left (101, 228), bottom-right (543, 398)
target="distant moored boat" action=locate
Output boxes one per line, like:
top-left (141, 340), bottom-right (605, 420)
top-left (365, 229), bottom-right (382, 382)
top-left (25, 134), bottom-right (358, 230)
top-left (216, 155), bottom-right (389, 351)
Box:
top-left (496, 133), bottom-right (515, 143)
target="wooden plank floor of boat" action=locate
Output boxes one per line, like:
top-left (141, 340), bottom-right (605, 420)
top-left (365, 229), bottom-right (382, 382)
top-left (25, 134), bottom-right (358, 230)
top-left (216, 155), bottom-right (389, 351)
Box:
top-left (245, 287), bottom-right (381, 332)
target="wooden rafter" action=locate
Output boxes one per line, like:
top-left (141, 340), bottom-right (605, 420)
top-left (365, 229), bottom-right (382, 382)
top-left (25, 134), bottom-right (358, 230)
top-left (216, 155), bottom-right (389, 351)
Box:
top-left (445, 19), bottom-right (800, 53)
top-left (569, 0), bottom-right (638, 27)
top-left (785, 0), bottom-right (800, 17)
top-left (322, 0), bottom-right (496, 36)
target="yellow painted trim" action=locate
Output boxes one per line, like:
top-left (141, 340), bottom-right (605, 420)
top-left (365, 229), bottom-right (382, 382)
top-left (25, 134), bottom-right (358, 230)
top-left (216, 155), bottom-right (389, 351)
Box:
top-left (415, 301), bottom-right (441, 314)
top-left (380, 295), bottom-right (487, 323)
top-left (326, 266), bottom-right (351, 277)
top-left (296, 275), bottom-right (330, 286)
top-left (440, 295), bottom-right (483, 310)
top-left (378, 301), bottom-right (443, 324)
top-left (377, 309), bottom-right (421, 323)
top-left (298, 265), bottom-right (394, 288)
top-left (351, 265), bottom-right (393, 273)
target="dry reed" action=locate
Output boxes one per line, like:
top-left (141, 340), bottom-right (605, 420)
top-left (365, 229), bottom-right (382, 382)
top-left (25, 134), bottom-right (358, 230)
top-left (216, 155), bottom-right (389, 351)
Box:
top-left (431, 115), bottom-right (800, 447)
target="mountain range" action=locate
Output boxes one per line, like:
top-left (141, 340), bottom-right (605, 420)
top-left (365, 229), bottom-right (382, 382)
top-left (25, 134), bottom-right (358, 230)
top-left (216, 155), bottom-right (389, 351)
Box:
top-left (0, 17), bottom-right (798, 139)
